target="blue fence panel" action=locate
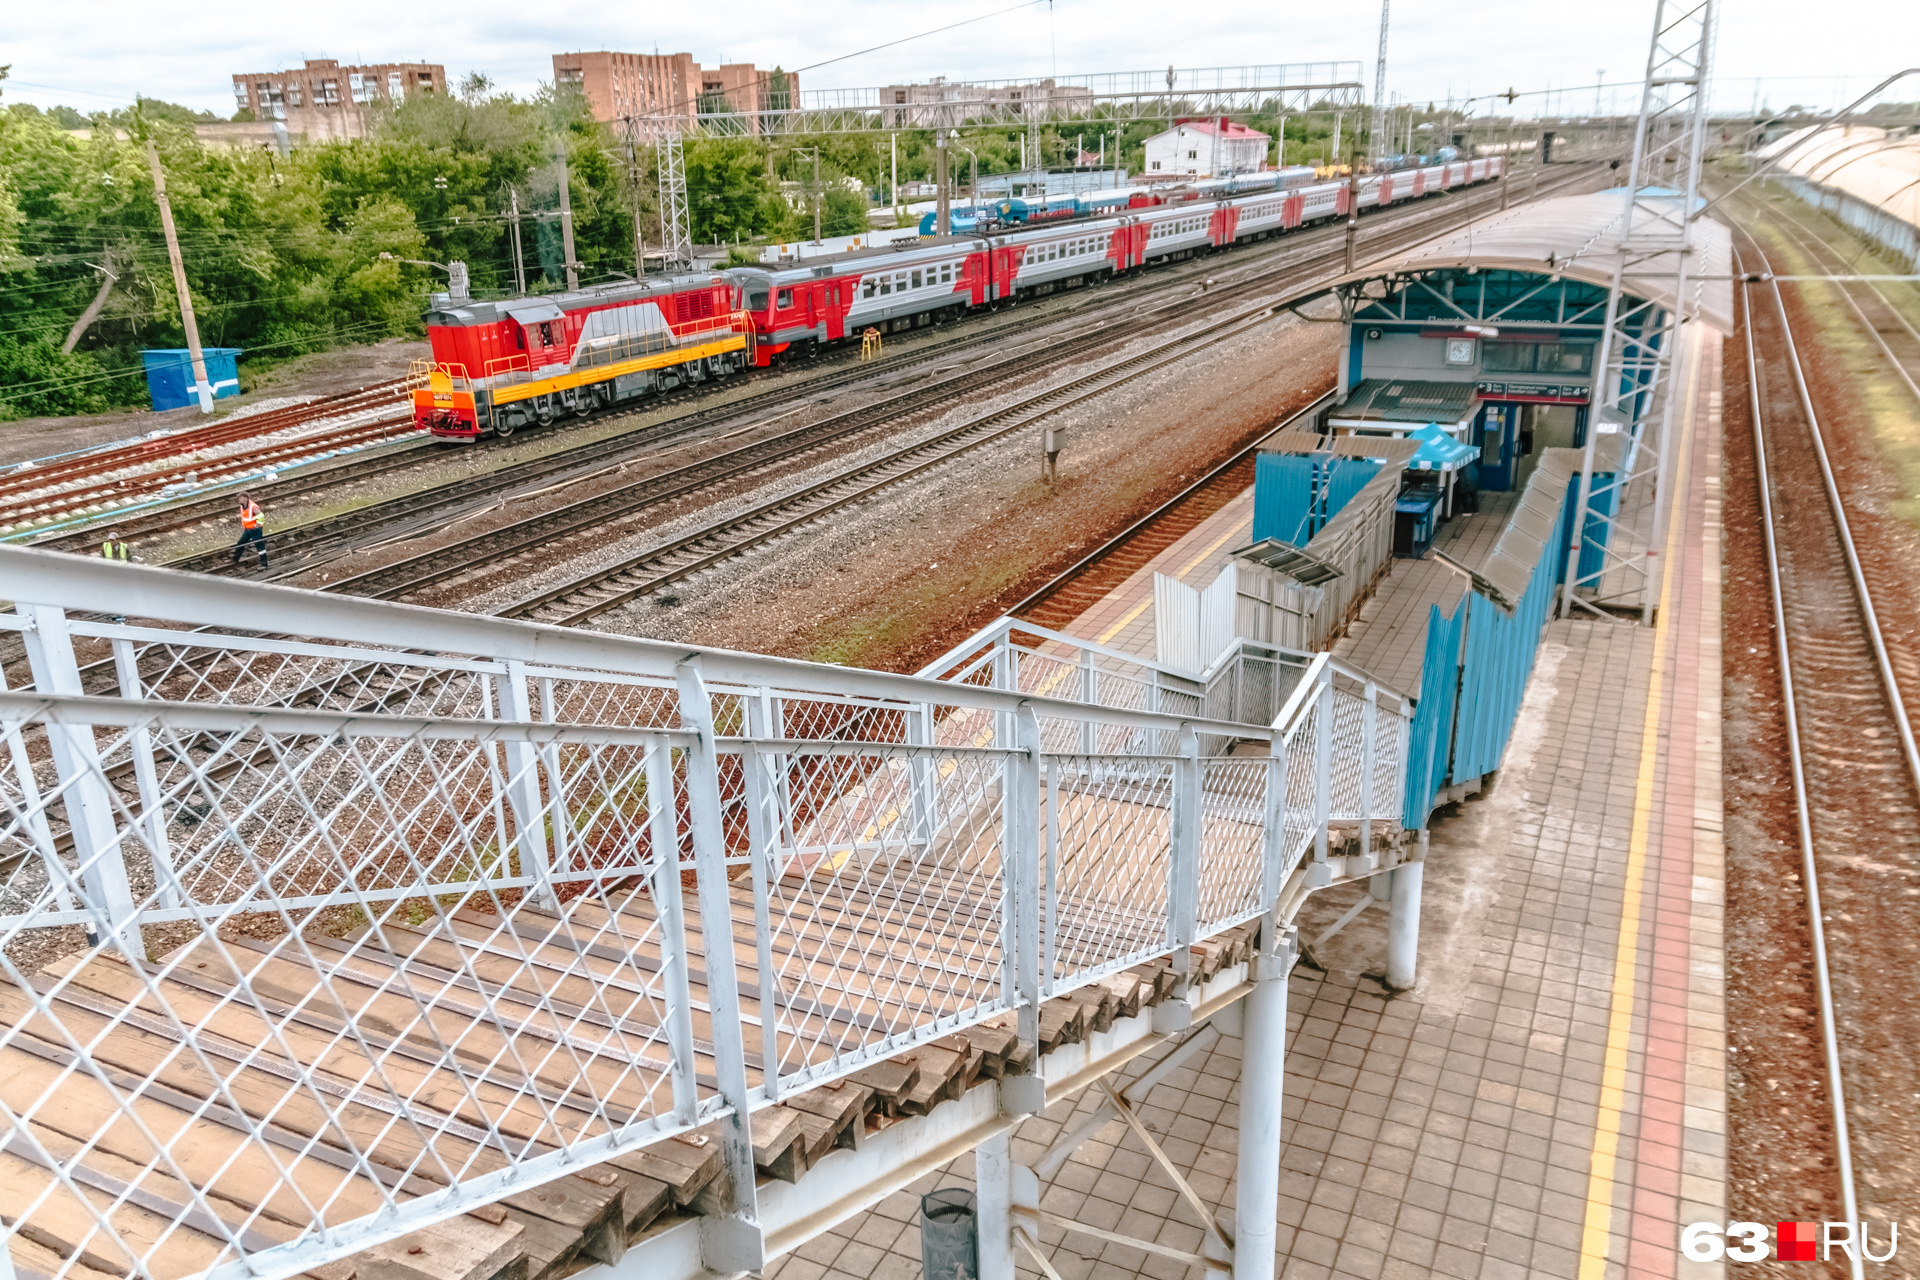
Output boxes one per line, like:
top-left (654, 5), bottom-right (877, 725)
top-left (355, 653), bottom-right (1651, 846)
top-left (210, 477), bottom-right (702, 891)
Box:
top-left (1253, 454), bottom-right (1316, 544)
top-left (1449, 489), bottom-right (1576, 780)
top-left (1253, 453), bottom-right (1381, 545)
top-left (1401, 599), bottom-right (1466, 828)
top-left (1574, 478), bottom-right (1615, 584)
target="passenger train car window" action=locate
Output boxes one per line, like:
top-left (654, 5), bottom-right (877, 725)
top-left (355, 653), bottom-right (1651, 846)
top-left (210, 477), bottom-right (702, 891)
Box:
top-left (863, 280), bottom-right (876, 298)
top-left (879, 277), bottom-right (892, 295)
top-left (912, 269), bottom-right (922, 288)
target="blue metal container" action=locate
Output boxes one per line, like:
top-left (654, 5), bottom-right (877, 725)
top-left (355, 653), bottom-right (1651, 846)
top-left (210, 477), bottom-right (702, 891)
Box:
top-left (141, 348), bottom-right (242, 411)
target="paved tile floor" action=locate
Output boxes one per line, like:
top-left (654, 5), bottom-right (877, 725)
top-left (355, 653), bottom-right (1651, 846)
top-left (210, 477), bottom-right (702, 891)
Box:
top-left (769, 341), bottom-right (1727, 1280)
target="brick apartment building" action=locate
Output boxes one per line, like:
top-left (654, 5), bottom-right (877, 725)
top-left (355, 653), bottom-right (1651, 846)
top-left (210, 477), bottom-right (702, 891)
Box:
top-left (229, 60), bottom-right (445, 141)
top-left (552, 52), bottom-right (797, 132)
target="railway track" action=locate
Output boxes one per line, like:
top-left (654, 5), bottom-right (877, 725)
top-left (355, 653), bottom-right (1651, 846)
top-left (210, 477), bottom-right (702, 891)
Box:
top-left (319, 167), bottom-right (1604, 616)
top-left (1732, 218), bottom-right (1920, 1265)
top-left (1012, 393), bottom-right (1334, 631)
top-left (1759, 196), bottom-right (1920, 399)
top-left (0, 382), bottom-right (414, 531)
top-left (31, 168), bottom-right (1589, 566)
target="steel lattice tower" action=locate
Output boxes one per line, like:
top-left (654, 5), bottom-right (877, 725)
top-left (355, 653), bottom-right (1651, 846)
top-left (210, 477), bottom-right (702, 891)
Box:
top-left (1560, 0), bottom-right (1716, 622)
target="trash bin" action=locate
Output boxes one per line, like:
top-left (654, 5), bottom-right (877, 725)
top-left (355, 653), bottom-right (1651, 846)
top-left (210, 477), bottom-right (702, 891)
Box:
top-left (920, 1188), bottom-right (978, 1280)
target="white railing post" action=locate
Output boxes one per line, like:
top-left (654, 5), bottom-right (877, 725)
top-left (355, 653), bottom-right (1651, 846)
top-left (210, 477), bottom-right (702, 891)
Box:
top-left (1260, 734), bottom-right (1288, 910)
top-left (1001, 702), bottom-right (1044, 1114)
top-left (742, 694), bottom-right (784, 1097)
top-left (1080, 647), bottom-right (1097, 754)
top-left (19, 602), bottom-right (141, 955)
top-left (673, 660), bottom-right (763, 1272)
top-left (1042, 753), bottom-right (1059, 998)
top-left (1311, 667), bottom-right (1333, 882)
top-left (535, 677), bottom-right (570, 874)
top-left (109, 638), bottom-right (178, 910)
top-left (1360, 680), bottom-right (1378, 864)
top-left (1167, 723), bottom-right (1202, 987)
top-left (0, 660), bottom-right (67, 915)
top-left (495, 661), bottom-right (557, 909)
top-left (906, 700), bottom-right (940, 844)
top-left (645, 733), bottom-right (700, 1127)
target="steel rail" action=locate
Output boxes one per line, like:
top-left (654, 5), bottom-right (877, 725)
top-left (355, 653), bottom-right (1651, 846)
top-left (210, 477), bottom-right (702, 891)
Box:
top-left (1756, 197), bottom-right (1920, 403)
top-left (341, 168), bottom-right (1606, 612)
top-left (1735, 251), bottom-right (1863, 1277)
top-left (35, 166), bottom-right (1580, 564)
top-left (1006, 391), bottom-right (1337, 621)
top-left (507, 305), bottom-right (1283, 626)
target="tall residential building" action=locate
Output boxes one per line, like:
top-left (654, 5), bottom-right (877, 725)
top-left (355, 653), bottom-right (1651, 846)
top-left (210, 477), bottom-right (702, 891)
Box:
top-left (230, 60), bottom-right (445, 141)
top-left (552, 52), bottom-right (797, 132)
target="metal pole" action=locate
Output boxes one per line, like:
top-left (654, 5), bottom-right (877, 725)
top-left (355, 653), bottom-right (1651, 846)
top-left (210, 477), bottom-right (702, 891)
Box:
top-left (1231, 924), bottom-right (1289, 1280)
top-left (146, 141), bottom-right (214, 413)
top-left (556, 141), bottom-right (579, 290)
top-left (509, 186), bottom-right (527, 295)
top-left (890, 132), bottom-right (898, 224)
top-left (1388, 831), bottom-right (1426, 989)
top-left (1370, 0), bottom-right (1391, 157)
top-left (812, 148), bottom-right (822, 245)
top-left (936, 129), bottom-right (951, 236)
top-left (977, 1130), bottom-right (1016, 1280)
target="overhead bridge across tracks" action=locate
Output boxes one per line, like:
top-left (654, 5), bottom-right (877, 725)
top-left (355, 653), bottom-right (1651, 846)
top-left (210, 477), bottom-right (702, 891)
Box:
top-left (0, 546), bottom-right (1420, 1280)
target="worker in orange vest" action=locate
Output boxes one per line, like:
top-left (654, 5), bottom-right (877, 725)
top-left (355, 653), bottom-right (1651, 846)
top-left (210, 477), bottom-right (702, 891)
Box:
top-left (232, 493), bottom-right (268, 569)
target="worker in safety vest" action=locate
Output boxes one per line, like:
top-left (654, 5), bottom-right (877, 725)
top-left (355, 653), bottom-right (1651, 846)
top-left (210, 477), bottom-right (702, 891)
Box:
top-left (232, 493), bottom-right (268, 569)
top-left (99, 535), bottom-right (130, 561)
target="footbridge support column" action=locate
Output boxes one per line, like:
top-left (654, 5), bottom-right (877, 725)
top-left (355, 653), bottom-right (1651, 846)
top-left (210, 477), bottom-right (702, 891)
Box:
top-left (1231, 922), bottom-right (1294, 1280)
top-left (1388, 829), bottom-right (1428, 991)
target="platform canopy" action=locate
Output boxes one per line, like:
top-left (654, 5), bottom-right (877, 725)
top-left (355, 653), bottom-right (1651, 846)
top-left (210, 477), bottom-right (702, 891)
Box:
top-left (1331, 189), bottom-right (1735, 334)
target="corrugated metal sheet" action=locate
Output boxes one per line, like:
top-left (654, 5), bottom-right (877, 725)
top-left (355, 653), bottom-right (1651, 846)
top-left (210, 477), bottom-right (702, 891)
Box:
top-left (1154, 573), bottom-right (1203, 674)
top-left (1333, 378), bottom-right (1480, 425)
top-left (1759, 125), bottom-right (1920, 253)
top-left (1252, 453), bottom-right (1381, 545)
top-left (1329, 189), bottom-right (1735, 333)
top-left (1263, 431), bottom-right (1422, 464)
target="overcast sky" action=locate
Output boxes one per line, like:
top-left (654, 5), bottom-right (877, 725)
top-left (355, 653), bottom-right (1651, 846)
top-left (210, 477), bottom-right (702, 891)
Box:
top-left (4, 0), bottom-right (1913, 120)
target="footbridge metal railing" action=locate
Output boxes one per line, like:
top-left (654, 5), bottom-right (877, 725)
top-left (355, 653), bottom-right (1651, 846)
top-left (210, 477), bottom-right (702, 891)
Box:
top-left (0, 548), bottom-right (1408, 1280)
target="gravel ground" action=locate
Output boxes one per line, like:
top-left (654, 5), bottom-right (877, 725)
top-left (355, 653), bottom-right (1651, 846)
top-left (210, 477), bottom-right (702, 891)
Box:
top-left (424, 299), bottom-right (1341, 672)
top-left (0, 338), bottom-right (429, 467)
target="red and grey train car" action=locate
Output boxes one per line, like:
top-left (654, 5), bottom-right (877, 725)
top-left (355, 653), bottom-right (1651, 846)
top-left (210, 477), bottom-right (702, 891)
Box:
top-left (412, 274), bottom-right (752, 439)
top-left (416, 157), bottom-right (1502, 438)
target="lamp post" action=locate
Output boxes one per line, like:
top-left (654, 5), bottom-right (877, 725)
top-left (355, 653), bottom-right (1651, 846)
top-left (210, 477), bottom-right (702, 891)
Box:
top-left (379, 253), bottom-right (470, 300)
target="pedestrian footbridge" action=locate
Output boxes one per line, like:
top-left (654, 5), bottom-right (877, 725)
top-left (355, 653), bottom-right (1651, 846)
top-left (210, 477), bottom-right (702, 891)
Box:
top-left (0, 547), bottom-right (1425, 1280)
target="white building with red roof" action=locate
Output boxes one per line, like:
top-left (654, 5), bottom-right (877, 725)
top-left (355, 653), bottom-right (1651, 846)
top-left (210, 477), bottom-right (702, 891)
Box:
top-left (1142, 116), bottom-right (1271, 178)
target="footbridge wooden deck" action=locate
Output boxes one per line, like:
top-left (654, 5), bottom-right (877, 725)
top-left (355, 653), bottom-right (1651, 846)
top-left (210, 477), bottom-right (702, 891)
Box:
top-left (0, 549), bottom-right (1415, 1280)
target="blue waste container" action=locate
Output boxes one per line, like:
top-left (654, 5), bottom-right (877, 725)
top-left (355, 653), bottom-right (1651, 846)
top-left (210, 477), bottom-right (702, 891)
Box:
top-left (141, 348), bottom-right (242, 411)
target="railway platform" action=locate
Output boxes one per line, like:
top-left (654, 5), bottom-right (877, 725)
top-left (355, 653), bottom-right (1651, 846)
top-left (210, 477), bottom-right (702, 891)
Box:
top-left (762, 329), bottom-right (1727, 1279)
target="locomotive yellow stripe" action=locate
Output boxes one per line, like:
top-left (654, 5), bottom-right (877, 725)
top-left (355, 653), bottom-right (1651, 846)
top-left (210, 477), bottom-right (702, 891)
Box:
top-left (487, 334), bottom-right (750, 406)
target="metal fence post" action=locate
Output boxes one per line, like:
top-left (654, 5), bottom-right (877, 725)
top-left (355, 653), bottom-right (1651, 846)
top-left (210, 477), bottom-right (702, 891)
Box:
top-left (1001, 702), bottom-right (1044, 1114)
top-left (1079, 648), bottom-right (1097, 754)
top-left (535, 677), bottom-right (571, 875)
top-left (1260, 732), bottom-right (1288, 913)
top-left (1360, 679), bottom-right (1378, 865)
top-left (1167, 723), bottom-right (1202, 987)
top-left (0, 658), bottom-right (67, 914)
top-left (1042, 753), bottom-right (1059, 998)
top-left (496, 661), bottom-right (557, 908)
top-left (19, 602), bottom-right (141, 955)
top-left (673, 660), bottom-right (763, 1273)
top-left (906, 700), bottom-right (940, 845)
top-left (743, 694), bottom-right (784, 1096)
top-left (644, 733), bottom-right (700, 1127)
top-left (110, 638), bottom-right (179, 910)
top-left (1311, 668), bottom-right (1334, 883)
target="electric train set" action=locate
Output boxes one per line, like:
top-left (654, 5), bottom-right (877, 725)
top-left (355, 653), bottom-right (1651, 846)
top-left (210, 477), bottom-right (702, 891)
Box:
top-left (412, 154), bottom-right (1504, 440)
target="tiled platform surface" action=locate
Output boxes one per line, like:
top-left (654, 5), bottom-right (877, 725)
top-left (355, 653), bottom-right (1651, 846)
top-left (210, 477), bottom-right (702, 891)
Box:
top-left (769, 336), bottom-right (1726, 1280)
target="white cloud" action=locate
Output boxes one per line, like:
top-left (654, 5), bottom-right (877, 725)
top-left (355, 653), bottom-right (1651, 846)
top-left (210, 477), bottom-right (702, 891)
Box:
top-left (5, 0), bottom-right (1914, 118)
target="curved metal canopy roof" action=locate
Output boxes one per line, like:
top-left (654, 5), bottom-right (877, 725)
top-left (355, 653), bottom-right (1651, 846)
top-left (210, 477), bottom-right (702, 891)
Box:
top-left (1330, 189), bottom-right (1735, 334)
top-left (1758, 124), bottom-right (1920, 237)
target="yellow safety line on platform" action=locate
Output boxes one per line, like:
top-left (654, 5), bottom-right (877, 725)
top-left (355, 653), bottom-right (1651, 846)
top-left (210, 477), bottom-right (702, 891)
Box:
top-left (1575, 328), bottom-right (1703, 1280)
top-left (1093, 512), bottom-right (1253, 646)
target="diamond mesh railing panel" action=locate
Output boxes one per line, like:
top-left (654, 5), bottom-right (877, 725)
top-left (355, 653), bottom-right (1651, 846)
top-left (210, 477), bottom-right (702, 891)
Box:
top-left (1042, 756), bottom-right (1174, 992)
top-left (1196, 756), bottom-right (1268, 932)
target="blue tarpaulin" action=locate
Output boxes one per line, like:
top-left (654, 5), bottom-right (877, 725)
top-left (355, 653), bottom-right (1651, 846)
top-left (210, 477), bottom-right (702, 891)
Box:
top-left (141, 348), bottom-right (242, 411)
top-left (1404, 424), bottom-right (1478, 473)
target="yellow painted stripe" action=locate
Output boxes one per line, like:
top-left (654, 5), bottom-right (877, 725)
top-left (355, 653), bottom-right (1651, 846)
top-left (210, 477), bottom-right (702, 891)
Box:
top-left (1093, 511), bottom-right (1254, 646)
top-left (490, 335), bottom-right (749, 405)
top-left (1575, 329), bottom-right (1704, 1278)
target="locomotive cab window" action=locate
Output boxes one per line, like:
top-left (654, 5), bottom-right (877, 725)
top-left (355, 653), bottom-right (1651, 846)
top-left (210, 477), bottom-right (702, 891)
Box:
top-left (538, 323), bottom-right (554, 348)
top-left (776, 288), bottom-right (793, 309)
top-left (748, 287), bottom-right (769, 312)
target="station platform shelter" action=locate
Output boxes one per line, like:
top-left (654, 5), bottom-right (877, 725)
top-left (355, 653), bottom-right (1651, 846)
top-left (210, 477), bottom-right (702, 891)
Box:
top-left (0, 191), bottom-right (1730, 1280)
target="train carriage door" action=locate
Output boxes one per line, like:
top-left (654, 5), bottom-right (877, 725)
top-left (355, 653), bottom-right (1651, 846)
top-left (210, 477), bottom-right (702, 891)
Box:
top-left (824, 279), bottom-right (847, 341)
